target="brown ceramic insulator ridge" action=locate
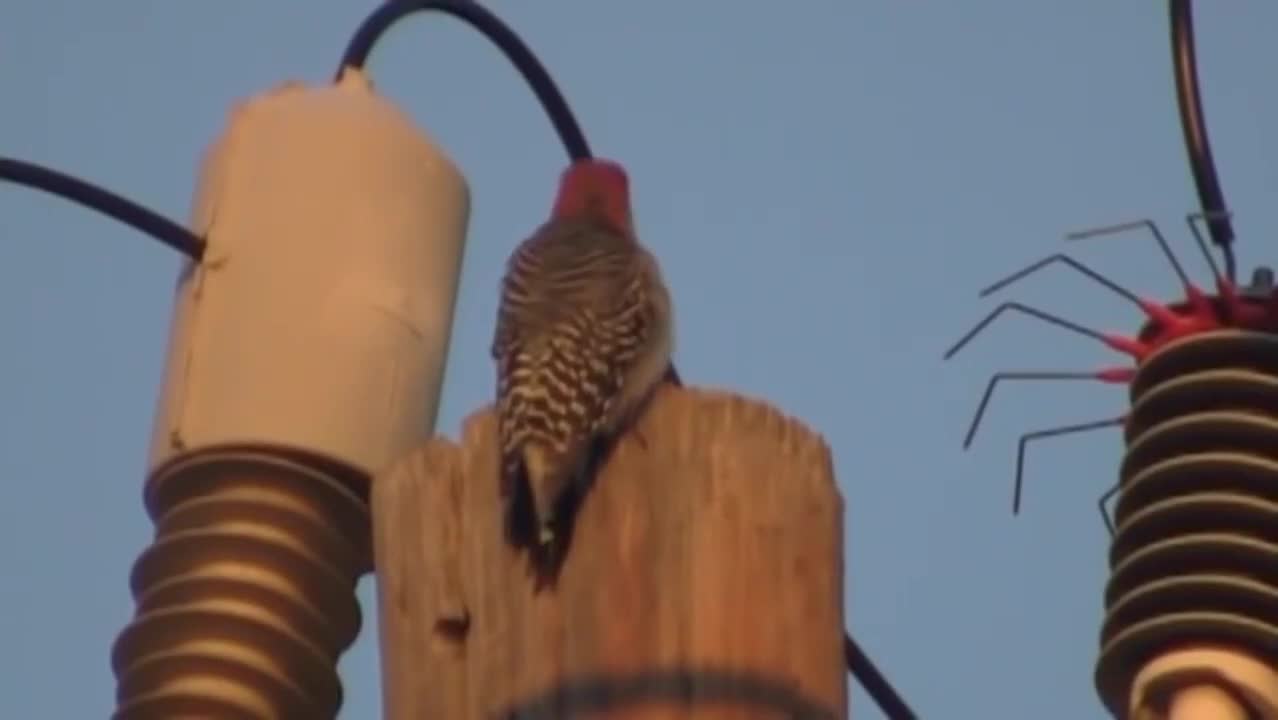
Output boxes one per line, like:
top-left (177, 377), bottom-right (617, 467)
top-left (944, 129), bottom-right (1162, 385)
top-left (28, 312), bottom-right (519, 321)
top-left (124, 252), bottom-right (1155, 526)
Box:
top-left (111, 448), bottom-right (371, 720)
top-left (1096, 330), bottom-right (1278, 717)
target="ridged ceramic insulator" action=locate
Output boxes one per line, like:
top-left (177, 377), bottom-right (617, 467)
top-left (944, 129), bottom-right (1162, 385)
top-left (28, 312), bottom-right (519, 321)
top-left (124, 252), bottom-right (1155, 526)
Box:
top-left (1096, 330), bottom-right (1278, 716)
top-left (110, 448), bottom-right (370, 720)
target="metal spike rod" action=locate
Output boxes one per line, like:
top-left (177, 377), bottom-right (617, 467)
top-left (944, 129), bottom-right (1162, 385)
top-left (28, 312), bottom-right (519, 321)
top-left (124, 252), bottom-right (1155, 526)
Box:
top-left (943, 301), bottom-right (1118, 362)
top-left (1184, 209), bottom-right (1234, 283)
top-left (1097, 481), bottom-right (1121, 536)
top-left (963, 370), bottom-right (1130, 450)
top-left (1013, 416), bottom-right (1125, 515)
top-left (1065, 219), bottom-right (1193, 290)
top-left (979, 253), bottom-right (1147, 309)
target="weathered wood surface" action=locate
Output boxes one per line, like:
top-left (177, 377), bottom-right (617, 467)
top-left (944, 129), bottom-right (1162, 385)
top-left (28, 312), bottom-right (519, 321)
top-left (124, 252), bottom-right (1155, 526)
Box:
top-left (373, 385), bottom-right (847, 719)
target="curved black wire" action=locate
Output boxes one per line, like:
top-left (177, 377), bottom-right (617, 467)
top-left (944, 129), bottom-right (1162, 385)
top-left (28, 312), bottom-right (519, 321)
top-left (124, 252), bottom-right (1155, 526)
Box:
top-left (340, 0), bottom-right (679, 395)
top-left (337, 0), bottom-right (591, 161)
top-left (0, 156), bottom-right (203, 260)
top-left (1170, 0), bottom-right (1235, 281)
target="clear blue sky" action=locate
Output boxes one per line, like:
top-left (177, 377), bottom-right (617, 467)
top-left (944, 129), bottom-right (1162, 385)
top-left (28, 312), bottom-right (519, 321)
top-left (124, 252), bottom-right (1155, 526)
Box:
top-left (4, 2), bottom-right (1277, 718)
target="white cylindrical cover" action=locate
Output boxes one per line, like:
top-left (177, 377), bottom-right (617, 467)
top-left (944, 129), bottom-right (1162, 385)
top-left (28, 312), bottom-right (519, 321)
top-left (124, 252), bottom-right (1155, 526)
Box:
top-left (148, 68), bottom-right (471, 477)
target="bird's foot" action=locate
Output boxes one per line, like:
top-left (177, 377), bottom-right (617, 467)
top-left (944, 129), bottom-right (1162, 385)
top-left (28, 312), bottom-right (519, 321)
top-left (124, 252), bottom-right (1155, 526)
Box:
top-left (631, 426), bottom-right (649, 451)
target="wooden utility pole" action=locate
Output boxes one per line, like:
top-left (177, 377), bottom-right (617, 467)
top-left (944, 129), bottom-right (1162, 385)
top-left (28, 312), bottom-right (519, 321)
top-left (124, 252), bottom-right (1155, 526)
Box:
top-left (373, 385), bottom-right (847, 719)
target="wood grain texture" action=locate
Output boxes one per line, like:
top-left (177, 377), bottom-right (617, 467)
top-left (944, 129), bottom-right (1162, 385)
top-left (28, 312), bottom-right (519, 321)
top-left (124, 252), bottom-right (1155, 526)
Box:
top-left (374, 385), bottom-right (846, 719)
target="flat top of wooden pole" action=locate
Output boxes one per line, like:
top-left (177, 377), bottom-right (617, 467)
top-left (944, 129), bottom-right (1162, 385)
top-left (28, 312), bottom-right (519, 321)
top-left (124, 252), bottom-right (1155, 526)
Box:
top-left (374, 385), bottom-right (847, 719)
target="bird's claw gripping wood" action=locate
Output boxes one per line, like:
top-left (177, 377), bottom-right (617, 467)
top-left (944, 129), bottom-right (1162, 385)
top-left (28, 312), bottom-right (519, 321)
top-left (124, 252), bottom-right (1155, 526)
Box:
top-left (493, 158), bottom-right (675, 586)
top-left (631, 427), bottom-right (650, 451)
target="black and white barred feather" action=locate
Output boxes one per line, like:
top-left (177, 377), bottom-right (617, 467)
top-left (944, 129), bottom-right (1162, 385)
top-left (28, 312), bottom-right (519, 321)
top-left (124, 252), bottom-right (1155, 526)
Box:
top-left (492, 214), bottom-right (672, 553)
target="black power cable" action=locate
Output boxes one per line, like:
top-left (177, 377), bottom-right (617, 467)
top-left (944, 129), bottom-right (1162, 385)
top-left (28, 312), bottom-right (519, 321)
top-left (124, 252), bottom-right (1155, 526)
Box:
top-left (0, 2), bottom-right (596, 263)
top-left (337, 0), bottom-right (592, 161)
top-left (845, 634), bottom-right (917, 720)
top-left (340, 1), bottom-right (681, 395)
top-left (0, 156), bottom-right (203, 259)
top-left (1170, 0), bottom-right (1235, 281)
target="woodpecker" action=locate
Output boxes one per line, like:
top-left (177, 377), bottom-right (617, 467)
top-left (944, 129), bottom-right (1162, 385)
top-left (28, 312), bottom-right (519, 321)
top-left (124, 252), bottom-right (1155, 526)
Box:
top-left (492, 158), bottom-right (674, 580)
